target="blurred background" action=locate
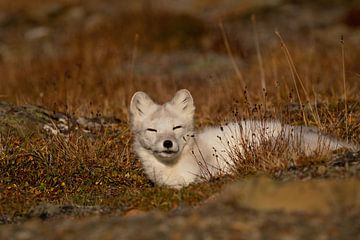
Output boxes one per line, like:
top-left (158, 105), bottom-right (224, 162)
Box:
top-left (0, 0), bottom-right (359, 117)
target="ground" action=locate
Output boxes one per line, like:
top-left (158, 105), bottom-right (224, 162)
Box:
top-left (0, 0), bottom-right (360, 239)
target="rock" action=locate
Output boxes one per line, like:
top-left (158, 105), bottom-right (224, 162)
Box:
top-left (76, 116), bottom-right (122, 130)
top-left (272, 151), bottom-right (360, 181)
top-left (0, 101), bottom-right (55, 135)
top-left (24, 27), bottom-right (50, 41)
top-left (223, 176), bottom-right (360, 214)
top-left (115, 0), bottom-right (285, 20)
top-left (62, 6), bottom-right (86, 23)
top-left (26, 203), bottom-right (112, 220)
top-left (0, 101), bottom-right (122, 136)
top-left (26, 3), bottom-right (64, 22)
top-left (0, 101), bottom-right (13, 115)
top-left (123, 51), bottom-right (244, 81)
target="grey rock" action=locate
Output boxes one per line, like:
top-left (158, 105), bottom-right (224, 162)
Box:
top-left (26, 203), bottom-right (112, 220)
top-left (0, 101), bottom-right (122, 136)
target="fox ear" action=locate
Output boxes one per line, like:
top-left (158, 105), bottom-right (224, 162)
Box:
top-left (170, 89), bottom-right (195, 116)
top-left (130, 91), bottom-right (157, 119)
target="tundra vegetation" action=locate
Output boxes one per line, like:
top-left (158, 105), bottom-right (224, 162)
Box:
top-left (0, 0), bottom-right (359, 238)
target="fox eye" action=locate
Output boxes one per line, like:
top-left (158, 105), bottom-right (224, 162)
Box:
top-left (173, 125), bottom-right (182, 130)
top-left (146, 128), bottom-right (157, 132)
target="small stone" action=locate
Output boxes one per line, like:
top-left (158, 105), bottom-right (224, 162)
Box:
top-left (24, 27), bottom-right (50, 41)
top-left (63, 7), bottom-right (86, 22)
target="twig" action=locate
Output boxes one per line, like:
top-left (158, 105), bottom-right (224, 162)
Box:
top-left (341, 35), bottom-right (349, 142)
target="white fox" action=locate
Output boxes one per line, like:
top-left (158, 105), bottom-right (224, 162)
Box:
top-left (129, 89), bottom-right (355, 188)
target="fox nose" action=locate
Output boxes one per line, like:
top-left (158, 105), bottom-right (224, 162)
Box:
top-left (163, 140), bottom-right (173, 149)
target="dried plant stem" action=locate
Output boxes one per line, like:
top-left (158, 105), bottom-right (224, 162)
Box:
top-left (219, 21), bottom-right (245, 93)
top-left (275, 31), bottom-right (320, 127)
top-left (275, 31), bottom-right (307, 125)
top-left (312, 86), bottom-right (323, 129)
top-left (252, 15), bottom-right (266, 104)
top-left (341, 36), bottom-right (349, 142)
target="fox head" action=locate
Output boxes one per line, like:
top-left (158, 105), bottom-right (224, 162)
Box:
top-left (130, 89), bottom-right (195, 164)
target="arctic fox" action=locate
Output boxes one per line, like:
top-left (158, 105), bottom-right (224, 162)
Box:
top-left (130, 89), bottom-right (355, 188)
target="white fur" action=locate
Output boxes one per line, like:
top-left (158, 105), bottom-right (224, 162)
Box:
top-left (129, 89), bottom-right (356, 188)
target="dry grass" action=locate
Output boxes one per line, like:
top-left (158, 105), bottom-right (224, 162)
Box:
top-left (0, 128), bottom-right (226, 218)
top-left (0, 1), bottom-right (360, 220)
